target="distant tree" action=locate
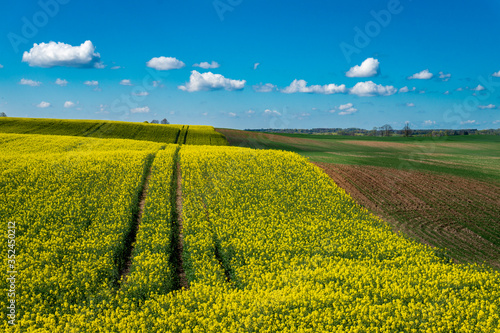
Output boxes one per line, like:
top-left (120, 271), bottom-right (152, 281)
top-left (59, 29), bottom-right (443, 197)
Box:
top-left (143, 121), bottom-right (149, 123)
top-left (369, 127), bottom-right (378, 136)
top-left (151, 119), bottom-right (159, 124)
top-left (0, 112), bottom-right (6, 117)
top-left (403, 122), bottom-right (412, 137)
top-left (160, 118), bottom-right (169, 125)
top-left (380, 124), bottom-right (393, 137)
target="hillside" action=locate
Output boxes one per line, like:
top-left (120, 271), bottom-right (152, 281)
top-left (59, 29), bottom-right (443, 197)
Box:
top-left (0, 117), bottom-right (227, 145)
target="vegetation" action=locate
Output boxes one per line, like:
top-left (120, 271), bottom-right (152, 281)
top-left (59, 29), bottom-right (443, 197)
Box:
top-left (0, 117), bottom-right (227, 145)
top-left (217, 128), bottom-right (500, 183)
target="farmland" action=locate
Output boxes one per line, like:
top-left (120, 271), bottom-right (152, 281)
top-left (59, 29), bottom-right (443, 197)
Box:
top-left (218, 128), bottom-right (500, 268)
top-left (2, 124), bottom-right (500, 331)
top-left (0, 117), bottom-right (227, 145)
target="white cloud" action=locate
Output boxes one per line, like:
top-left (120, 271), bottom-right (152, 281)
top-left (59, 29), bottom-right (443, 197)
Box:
top-left (282, 79), bottom-right (346, 94)
top-left (55, 78), bottom-right (68, 86)
top-left (443, 91), bottom-right (450, 95)
top-left (0, 64), bottom-right (3, 68)
top-left (492, 71), bottom-right (500, 77)
top-left (398, 86), bottom-right (416, 93)
top-left (253, 83), bottom-right (276, 93)
top-left (22, 40), bottom-right (102, 68)
top-left (493, 120), bottom-right (500, 124)
top-left (193, 61), bottom-right (220, 69)
top-left (19, 78), bottom-right (41, 87)
top-left (120, 79), bottom-right (133, 86)
top-left (64, 101), bottom-right (75, 108)
top-left (472, 84), bottom-right (485, 91)
top-left (346, 58), bottom-right (380, 78)
top-left (228, 112), bottom-right (237, 117)
top-left (461, 120), bottom-right (476, 125)
top-left (146, 56), bottom-right (185, 70)
top-left (130, 106), bottom-right (150, 113)
top-left (456, 87), bottom-right (464, 91)
top-left (408, 69), bottom-right (433, 80)
top-left (349, 81), bottom-right (397, 97)
top-left (337, 103), bottom-right (358, 115)
top-left (406, 102), bottom-right (415, 107)
top-left (264, 109), bottom-right (281, 116)
top-left (438, 71), bottom-right (451, 81)
top-left (178, 70), bottom-right (245, 92)
top-left (246, 109), bottom-right (255, 114)
top-left (254, 63), bottom-right (260, 70)
top-left (36, 101), bottom-right (50, 108)
top-left (84, 80), bottom-right (99, 86)
top-left (478, 104), bottom-right (496, 109)
top-left (132, 91), bottom-right (149, 96)
top-left (423, 120), bottom-right (436, 126)
top-left (111, 66), bottom-right (121, 70)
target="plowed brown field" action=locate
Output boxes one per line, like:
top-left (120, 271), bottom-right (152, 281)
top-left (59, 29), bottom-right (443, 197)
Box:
top-left (316, 162), bottom-right (500, 269)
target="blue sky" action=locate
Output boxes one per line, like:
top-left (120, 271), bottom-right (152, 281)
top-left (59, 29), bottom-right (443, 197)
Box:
top-left (1, 0), bottom-right (500, 130)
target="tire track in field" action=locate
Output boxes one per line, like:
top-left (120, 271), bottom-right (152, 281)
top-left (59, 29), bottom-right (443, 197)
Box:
top-left (171, 150), bottom-right (189, 290)
top-left (117, 152), bottom-right (157, 285)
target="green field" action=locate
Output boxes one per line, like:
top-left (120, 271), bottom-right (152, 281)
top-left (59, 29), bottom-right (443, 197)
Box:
top-left (217, 129), bottom-right (500, 183)
top-left (0, 117), bottom-right (227, 145)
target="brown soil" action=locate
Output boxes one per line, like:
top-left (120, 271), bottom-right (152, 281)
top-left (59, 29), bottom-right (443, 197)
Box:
top-left (315, 162), bottom-right (500, 269)
top-left (175, 161), bottom-right (189, 290)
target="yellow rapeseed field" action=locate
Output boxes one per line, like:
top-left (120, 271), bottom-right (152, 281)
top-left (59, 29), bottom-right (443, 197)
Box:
top-left (1, 136), bottom-right (499, 332)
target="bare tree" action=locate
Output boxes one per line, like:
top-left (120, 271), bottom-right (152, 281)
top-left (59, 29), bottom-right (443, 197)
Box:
top-left (380, 124), bottom-right (393, 137)
top-left (160, 118), bottom-right (169, 124)
top-left (403, 122), bottom-right (412, 137)
top-left (151, 119), bottom-right (159, 124)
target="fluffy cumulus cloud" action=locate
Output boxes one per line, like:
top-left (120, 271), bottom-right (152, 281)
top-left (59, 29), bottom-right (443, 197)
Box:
top-left (130, 106), bottom-right (150, 113)
top-left (264, 109), bottom-right (281, 116)
top-left (178, 70), bottom-right (245, 92)
top-left (146, 56), bottom-right (185, 70)
top-left (36, 101), bottom-right (50, 108)
top-left (193, 61), bottom-right (220, 69)
top-left (346, 58), bottom-right (380, 78)
top-left (478, 104), bottom-right (496, 109)
top-left (19, 78), bottom-right (41, 87)
top-left (253, 83), bottom-right (276, 93)
top-left (492, 71), bottom-right (500, 77)
top-left (349, 81), bottom-right (397, 97)
top-left (472, 84), bottom-right (485, 91)
top-left (64, 101), bottom-right (75, 108)
top-left (22, 41), bottom-right (102, 68)
top-left (55, 78), bottom-right (68, 86)
top-left (408, 69), bottom-right (433, 80)
top-left (120, 79), bottom-right (133, 86)
top-left (84, 80), bottom-right (99, 86)
top-left (282, 79), bottom-right (346, 94)
top-left (338, 103), bottom-right (358, 115)
top-left (253, 63), bottom-right (260, 70)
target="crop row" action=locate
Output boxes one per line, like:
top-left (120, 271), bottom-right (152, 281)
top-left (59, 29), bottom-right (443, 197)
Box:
top-left (2, 138), bottom-right (499, 332)
top-left (0, 118), bottom-right (227, 145)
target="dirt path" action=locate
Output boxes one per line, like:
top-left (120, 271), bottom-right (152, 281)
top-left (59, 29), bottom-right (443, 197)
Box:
top-left (172, 160), bottom-right (189, 290)
top-left (119, 154), bottom-right (155, 284)
top-left (315, 162), bottom-right (500, 269)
